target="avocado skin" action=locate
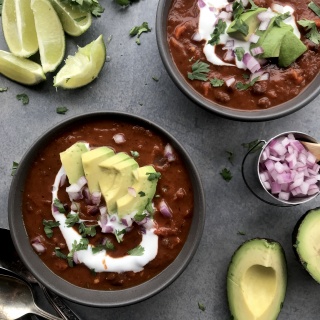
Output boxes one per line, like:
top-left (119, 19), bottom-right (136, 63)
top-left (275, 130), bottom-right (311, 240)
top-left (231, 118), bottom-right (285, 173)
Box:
top-left (227, 238), bottom-right (287, 320)
top-left (292, 207), bottom-right (320, 283)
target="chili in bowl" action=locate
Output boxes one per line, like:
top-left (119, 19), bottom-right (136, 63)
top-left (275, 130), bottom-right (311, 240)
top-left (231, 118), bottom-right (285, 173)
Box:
top-left (156, 0), bottom-right (320, 121)
top-left (8, 112), bottom-right (205, 307)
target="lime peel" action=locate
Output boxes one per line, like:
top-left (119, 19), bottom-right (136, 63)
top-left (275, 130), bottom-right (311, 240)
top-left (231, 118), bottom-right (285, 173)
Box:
top-left (54, 34), bottom-right (106, 89)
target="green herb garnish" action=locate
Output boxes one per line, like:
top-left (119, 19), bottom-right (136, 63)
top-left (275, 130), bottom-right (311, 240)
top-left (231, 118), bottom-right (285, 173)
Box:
top-left (234, 47), bottom-right (245, 61)
top-left (235, 76), bottom-right (259, 91)
top-left (232, 0), bottom-right (245, 19)
top-left (146, 172), bottom-right (161, 181)
top-left (233, 19), bottom-right (249, 36)
top-left (115, 229), bottom-right (126, 243)
top-left (43, 220), bottom-right (60, 238)
top-left (129, 22), bottom-right (151, 45)
top-left (0, 87), bottom-right (7, 92)
top-left (55, 247), bottom-right (67, 259)
top-left (198, 302), bottom-right (206, 312)
top-left (308, 1), bottom-right (320, 17)
top-left (145, 198), bottom-right (154, 216)
top-left (298, 19), bottom-right (320, 44)
top-left (92, 240), bottom-right (115, 253)
top-left (208, 19), bottom-right (227, 45)
top-left (53, 198), bottom-right (66, 213)
top-left (210, 78), bottom-right (224, 87)
top-left (11, 161), bottom-right (18, 176)
top-left (79, 223), bottom-right (97, 237)
top-left (248, 0), bottom-right (258, 10)
top-left (188, 60), bottom-right (210, 81)
top-left (138, 191), bottom-right (146, 197)
top-left (134, 213), bottom-right (147, 222)
top-left (127, 245), bottom-right (145, 256)
top-left (61, 0), bottom-right (104, 17)
top-left (65, 213), bottom-right (79, 227)
top-left (226, 151), bottom-right (234, 165)
top-left (241, 139), bottom-right (262, 153)
top-left (274, 12), bottom-right (291, 27)
top-left (152, 76), bottom-right (159, 82)
top-left (220, 168), bottom-right (232, 182)
top-left (130, 150), bottom-right (140, 158)
top-left (237, 231), bottom-right (246, 235)
top-left (56, 106), bottom-right (68, 114)
top-left (16, 93), bottom-right (29, 105)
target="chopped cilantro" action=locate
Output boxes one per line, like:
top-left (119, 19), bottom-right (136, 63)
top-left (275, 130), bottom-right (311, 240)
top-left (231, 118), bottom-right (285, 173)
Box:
top-left (208, 19), bottom-right (227, 45)
top-left (242, 73), bottom-right (250, 80)
top-left (53, 198), bottom-right (66, 213)
top-left (308, 1), bottom-right (320, 17)
top-left (188, 60), bottom-right (210, 81)
top-left (241, 139), bottom-right (263, 153)
top-left (129, 22), bottom-right (151, 45)
top-left (43, 220), bottom-right (60, 238)
top-left (248, 0), bottom-right (258, 10)
top-left (274, 12), bottom-right (291, 27)
top-left (145, 198), bottom-right (154, 216)
top-left (11, 161), bottom-right (18, 176)
top-left (220, 168), bottom-right (232, 182)
top-left (134, 213), bottom-right (147, 222)
top-left (226, 150), bottom-right (234, 165)
top-left (235, 77), bottom-right (259, 91)
top-left (65, 213), bottom-right (79, 227)
top-left (152, 76), bottom-right (159, 82)
top-left (237, 231), bottom-right (246, 235)
top-left (146, 172), bottom-right (161, 181)
top-left (115, 229), bottom-right (126, 243)
top-left (79, 223), bottom-right (97, 237)
top-left (210, 78), bottom-right (224, 87)
top-left (232, 0), bottom-right (245, 19)
top-left (90, 268), bottom-right (97, 275)
top-left (127, 245), bottom-right (145, 256)
top-left (92, 240), bottom-right (115, 253)
top-left (0, 87), bottom-right (7, 92)
top-left (130, 150), bottom-right (140, 158)
top-left (138, 191), bottom-right (146, 197)
top-left (298, 19), bottom-right (320, 44)
top-left (198, 302), bottom-right (206, 312)
top-left (56, 106), bottom-right (68, 114)
top-left (61, 0), bottom-right (104, 17)
top-left (233, 19), bottom-right (249, 36)
top-left (16, 93), bottom-right (29, 105)
top-left (234, 47), bottom-right (245, 61)
top-left (114, 0), bottom-right (131, 6)
top-left (55, 247), bottom-right (67, 260)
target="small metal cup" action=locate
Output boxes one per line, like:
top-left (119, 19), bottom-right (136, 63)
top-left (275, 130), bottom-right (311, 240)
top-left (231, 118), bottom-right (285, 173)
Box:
top-left (257, 131), bottom-right (320, 206)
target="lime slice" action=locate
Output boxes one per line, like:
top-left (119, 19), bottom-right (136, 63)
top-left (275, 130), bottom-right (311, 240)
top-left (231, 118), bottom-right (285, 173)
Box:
top-left (0, 50), bottom-right (46, 85)
top-left (54, 35), bottom-right (106, 89)
top-left (31, 0), bottom-right (65, 73)
top-left (1, 0), bottom-right (38, 57)
top-left (49, 0), bottom-right (92, 37)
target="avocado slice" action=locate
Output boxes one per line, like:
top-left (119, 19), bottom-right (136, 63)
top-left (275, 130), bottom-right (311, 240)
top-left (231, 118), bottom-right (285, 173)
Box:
top-left (116, 165), bottom-right (159, 218)
top-left (293, 207), bottom-right (320, 283)
top-left (279, 31), bottom-right (307, 67)
top-left (227, 238), bottom-right (287, 320)
top-left (60, 142), bottom-right (89, 184)
top-left (81, 146), bottom-right (115, 193)
top-left (227, 8), bottom-right (267, 41)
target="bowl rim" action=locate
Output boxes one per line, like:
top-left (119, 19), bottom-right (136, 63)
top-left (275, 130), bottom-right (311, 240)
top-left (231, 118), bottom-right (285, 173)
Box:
top-left (155, 0), bottom-right (320, 122)
top-left (8, 111), bottom-right (205, 307)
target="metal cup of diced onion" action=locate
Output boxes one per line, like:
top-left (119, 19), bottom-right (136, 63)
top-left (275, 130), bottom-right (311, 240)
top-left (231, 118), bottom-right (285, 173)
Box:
top-left (258, 131), bottom-right (320, 205)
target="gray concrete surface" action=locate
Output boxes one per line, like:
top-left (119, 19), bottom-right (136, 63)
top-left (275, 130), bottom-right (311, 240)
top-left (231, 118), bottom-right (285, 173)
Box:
top-left (1, 0), bottom-right (320, 319)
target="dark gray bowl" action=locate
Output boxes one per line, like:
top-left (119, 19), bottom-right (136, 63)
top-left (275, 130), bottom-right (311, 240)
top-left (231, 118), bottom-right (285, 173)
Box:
top-left (156, 0), bottom-right (320, 121)
top-left (8, 111), bottom-right (205, 307)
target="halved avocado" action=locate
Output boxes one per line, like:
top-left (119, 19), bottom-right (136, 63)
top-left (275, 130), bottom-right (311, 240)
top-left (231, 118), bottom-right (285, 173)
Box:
top-left (293, 207), bottom-right (320, 283)
top-left (227, 238), bottom-right (287, 320)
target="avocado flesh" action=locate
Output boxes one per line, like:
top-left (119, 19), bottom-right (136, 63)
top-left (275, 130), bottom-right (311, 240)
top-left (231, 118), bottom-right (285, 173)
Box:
top-left (60, 142), bottom-right (89, 184)
top-left (81, 146), bottom-right (115, 193)
top-left (227, 8), bottom-right (267, 41)
top-left (117, 165), bottom-right (158, 218)
top-left (227, 238), bottom-right (287, 320)
top-left (293, 207), bottom-right (320, 283)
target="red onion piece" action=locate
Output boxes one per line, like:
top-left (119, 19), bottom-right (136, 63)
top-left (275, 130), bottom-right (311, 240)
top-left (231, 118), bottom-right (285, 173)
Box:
top-left (224, 49), bottom-right (235, 62)
top-left (113, 133), bottom-right (126, 144)
top-left (164, 143), bottom-right (176, 162)
top-left (225, 3), bottom-right (233, 12)
top-left (249, 34), bottom-right (260, 44)
top-left (60, 174), bottom-right (66, 187)
top-left (159, 199), bottom-right (173, 218)
top-left (259, 20), bottom-right (270, 31)
top-left (257, 9), bottom-right (274, 22)
top-left (31, 236), bottom-right (46, 253)
top-left (225, 77), bottom-right (235, 87)
top-left (198, 0), bottom-right (206, 8)
top-left (251, 46), bottom-right (264, 56)
top-left (87, 205), bottom-right (99, 216)
top-left (222, 40), bottom-right (235, 50)
top-left (243, 53), bottom-right (261, 73)
top-left (91, 191), bottom-right (101, 205)
top-left (192, 32), bottom-right (202, 42)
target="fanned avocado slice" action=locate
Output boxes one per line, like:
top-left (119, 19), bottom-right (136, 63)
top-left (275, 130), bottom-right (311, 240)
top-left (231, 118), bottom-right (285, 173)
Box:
top-left (227, 238), bottom-right (287, 320)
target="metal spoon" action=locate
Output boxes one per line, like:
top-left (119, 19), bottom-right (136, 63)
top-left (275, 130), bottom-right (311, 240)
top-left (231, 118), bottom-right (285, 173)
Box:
top-left (0, 273), bottom-right (62, 320)
top-left (0, 227), bottom-right (80, 320)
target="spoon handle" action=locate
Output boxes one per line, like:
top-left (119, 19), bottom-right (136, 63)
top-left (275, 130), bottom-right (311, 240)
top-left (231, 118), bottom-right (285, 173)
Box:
top-left (39, 282), bottom-right (81, 320)
top-left (33, 304), bottom-right (63, 320)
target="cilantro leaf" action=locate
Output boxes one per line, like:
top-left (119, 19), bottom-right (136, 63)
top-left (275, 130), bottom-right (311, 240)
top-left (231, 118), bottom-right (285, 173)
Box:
top-left (129, 22), bottom-right (151, 45)
top-left (220, 168), bottom-right (232, 182)
top-left (138, 191), bottom-right (146, 197)
top-left (115, 0), bottom-right (131, 6)
top-left (92, 240), bottom-right (115, 253)
top-left (130, 150), bottom-right (139, 158)
top-left (65, 213), bottom-right (79, 227)
top-left (53, 198), bottom-right (66, 213)
top-left (210, 78), bottom-right (224, 87)
top-left (56, 106), bottom-right (68, 114)
top-left (16, 93), bottom-right (29, 105)
top-left (226, 150), bottom-right (234, 165)
top-left (308, 1), bottom-right (320, 17)
top-left (79, 223), bottom-right (96, 237)
top-left (298, 19), bottom-right (320, 44)
top-left (55, 247), bottom-right (67, 260)
top-left (127, 245), bottom-right (145, 256)
top-left (134, 213), bottom-right (147, 222)
top-left (61, 0), bottom-right (104, 17)
top-left (11, 161), bottom-right (18, 176)
top-left (115, 229), bottom-right (126, 243)
top-left (146, 172), bottom-right (161, 181)
top-left (188, 60), bottom-right (210, 81)
top-left (145, 198), bottom-right (154, 216)
top-left (274, 12), bottom-right (291, 27)
top-left (233, 19), bottom-right (249, 36)
top-left (237, 231), bottom-right (246, 235)
top-left (234, 47), bottom-right (245, 61)
top-left (248, 0), bottom-right (258, 10)
top-left (232, 0), bottom-right (245, 19)
top-left (0, 87), bottom-right (8, 92)
top-left (235, 77), bottom-right (259, 91)
top-left (43, 220), bottom-right (60, 238)
top-left (208, 19), bottom-right (227, 46)
top-left (241, 139), bottom-right (262, 153)
top-left (198, 302), bottom-right (206, 312)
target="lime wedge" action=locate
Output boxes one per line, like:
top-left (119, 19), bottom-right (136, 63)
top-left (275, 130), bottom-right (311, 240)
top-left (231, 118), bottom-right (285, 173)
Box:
top-left (54, 35), bottom-right (106, 89)
top-left (31, 0), bottom-right (65, 73)
top-left (0, 50), bottom-right (46, 85)
top-left (49, 0), bottom-right (92, 36)
top-left (1, 0), bottom-right (38, 57)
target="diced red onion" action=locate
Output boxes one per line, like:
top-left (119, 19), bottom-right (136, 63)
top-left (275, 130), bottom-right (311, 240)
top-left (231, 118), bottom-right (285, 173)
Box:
top-left (198, 0), bottom-right (206, 8)
top-left (164, 143), bottom-right (176, 162)
top-left (251, 46), bottom-right (264, 56)
top-left (70, 202), bottom-right (80, 211)
top-left (222, 40), bottom-right (235, 50)
top-left (87, 205), bottom-right (99, 216)
top-left (225, 77), bottom-right (235, 87)
top-left (243, 53), bottom-right (261, 73)
top-left (218, 11), bottom-right (232, 21)
top-left (257, 9), bottom-right (275, 22)
top-left (259, 72), bottom-right (270, 81)
top-left (31, 236), bottom-right (46, 253)
top-left (271, 3), bottom-right (285, 13)
top-left (91, 192), bottom-right (101, 205)
top-left (99, 206), bottom-right (107, 215)
top-left (159, 199), bottom-right (173, 218)
top-left (60, 174), bottom-right (66, 187)
top-left (259, 20), bottom-right (270, 31)
top-left (192, 32), bottom-right (203, 42)
top-left (224, 49), bottom-right (235, 62)
top-left (121, 216), bottom-right (131, 227)
top-left (113, 133), bottom-right (126, 144)
top-left (73, 252), bottom-right (80, 264)
top-left (249, 34), bottom-right (260, 44)
top-left (225, 3), bottom-right (233, 12)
